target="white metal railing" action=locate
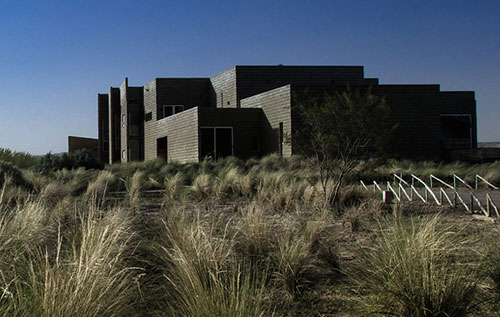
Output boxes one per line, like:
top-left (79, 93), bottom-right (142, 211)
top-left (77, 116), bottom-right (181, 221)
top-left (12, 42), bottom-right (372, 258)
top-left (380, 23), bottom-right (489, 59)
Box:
top-left (359, 172), bottom-right (500, 218)
top-left (453, 174), bottom-right (473, 189)
top-left (430, 174), bottom-right (454, 189)
top-left (411, 174), bottom-right (441, 205)
top-left (386, 182), bottom-right (400, 201)
top-left (475, 175), bottom-right (499, 190)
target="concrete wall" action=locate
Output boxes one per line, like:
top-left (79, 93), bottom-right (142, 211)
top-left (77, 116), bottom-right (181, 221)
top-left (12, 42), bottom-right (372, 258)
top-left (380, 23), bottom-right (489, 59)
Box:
top-left (119, 78), bottom-right (144, 162)
top-left (240, 85), bottom-right (292, 156)
top-left (68, 136), bottom-right (98, 157)
top-left (99, 66), bottom-right (478, 163)
top-left (108, 87), bottom-right (121, 164)
top-left (210, 67), bottom-right (237, 108)
top-left (384, 91), bottom-right (442, 160)
top-left (155, 78), bottom-right (210, 119)
top-left (144, 107), bottom-right (199, 163)
top-left (120, 79), bottom-right (128, 162)
top-left (97, 94), bottom-right (109, 163)
top-left (198, 107), bottom-right (263, 159)
top-left (438, 91), bottom-right (477, 148)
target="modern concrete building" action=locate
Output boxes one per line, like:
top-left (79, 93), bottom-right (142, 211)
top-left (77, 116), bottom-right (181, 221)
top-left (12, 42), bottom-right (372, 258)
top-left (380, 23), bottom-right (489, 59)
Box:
top-left (96, 65), bottom-right (477, 164)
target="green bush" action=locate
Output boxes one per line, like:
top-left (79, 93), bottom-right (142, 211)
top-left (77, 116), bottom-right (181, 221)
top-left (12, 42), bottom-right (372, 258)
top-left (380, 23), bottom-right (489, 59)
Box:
top-left (0, 148), bottom-right (39, 169)
top-left (35, 149), bottom-right (103, 172)
top-left (0, 161), bottom-right (33, 190)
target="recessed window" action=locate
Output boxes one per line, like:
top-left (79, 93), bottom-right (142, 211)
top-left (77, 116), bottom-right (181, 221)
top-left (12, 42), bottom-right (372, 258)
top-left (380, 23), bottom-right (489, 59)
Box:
top-left (121, 150), bottom-right (126, 159)
top-left (122, 114), bottom-right (126, 127)
top-left (200, 126), bottom-right (233, 160)
top-left (145, 112), bottom-right (152, 122)
top-left (163, 105), bottom-right (184, 118)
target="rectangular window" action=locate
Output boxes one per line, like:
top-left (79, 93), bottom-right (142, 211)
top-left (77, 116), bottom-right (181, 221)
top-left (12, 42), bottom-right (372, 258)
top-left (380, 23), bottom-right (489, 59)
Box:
top-left (122, 114), bottom-right (126, 127)
top-left (163, 105), bottom-right (184, 118)
top-left (440, 114), bottom-right (472, 150)
top-left (200, 127), bottom-right (233, 160)
top-left (174, 105), bottom-right (184, 114)
top-left (145, 112), bottom-right (152, 122)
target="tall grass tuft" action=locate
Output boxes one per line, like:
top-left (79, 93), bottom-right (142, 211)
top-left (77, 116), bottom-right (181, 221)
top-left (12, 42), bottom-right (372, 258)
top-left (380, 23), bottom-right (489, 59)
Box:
top-left (164, 172), bottom-right (185, 202)
top-left (159, 208), bottom-right (271, 316)
top-left (353, 214), bottom-right (479, 317)
top-left (484, 223), bottom-right (500, 299)
top-left (10, 207), bottom-right (141, 316)
top-left (235, 204), bottom-right (274, 261)
top-left (41, 181), bottom-right (72, 206)
top-left (127, 171), bottom-right (144, 212)
top-left (85, 170), bottom-right (116, 206)
top-left (191, 173), bottom-right (213, 200)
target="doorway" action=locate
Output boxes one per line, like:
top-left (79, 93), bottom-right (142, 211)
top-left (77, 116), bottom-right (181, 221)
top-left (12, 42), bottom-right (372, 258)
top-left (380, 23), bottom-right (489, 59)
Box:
top-left (157, 137), bottom-right (168, 161)
top-left (200, 127), bottom-right (233, 160)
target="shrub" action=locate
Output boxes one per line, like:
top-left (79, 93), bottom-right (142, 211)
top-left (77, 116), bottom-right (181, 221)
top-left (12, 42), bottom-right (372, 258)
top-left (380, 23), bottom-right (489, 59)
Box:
top-left (40, 181), bottom-right (72, 206)
top-left (353, 214), bottom-right (479, 317)
top-left (0, 161), bottom-right (32, 190)
top-left (0, 148), bottom-right (39, 169)
top-left (35, 149), bottom-right (103, 172)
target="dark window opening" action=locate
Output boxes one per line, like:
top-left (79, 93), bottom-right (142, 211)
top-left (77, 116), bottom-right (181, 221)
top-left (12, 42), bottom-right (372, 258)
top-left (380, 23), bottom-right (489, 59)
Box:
top-left (440, 114), bottom-right (472, 150)
top-left (216, 128), bottom-right (232, 158)
top-left (162, 105), bottom-right (184, 118)
top-left (157, 137), bottom-right (168, 162)
top-left (145, 112), bottom-right (152, 122)
top-left (201, 128), bottom-right (215, 159)
top-left (128, 139), bottom-right (141, 161)
top-left (128, 104), bottom-right (142, 137)
top-left (200, 127), bottom-right (233, 160)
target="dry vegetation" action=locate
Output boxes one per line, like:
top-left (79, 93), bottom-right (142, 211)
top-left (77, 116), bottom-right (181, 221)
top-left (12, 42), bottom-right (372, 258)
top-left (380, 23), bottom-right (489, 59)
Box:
top-left (0, 155), bottom-right (499, 316)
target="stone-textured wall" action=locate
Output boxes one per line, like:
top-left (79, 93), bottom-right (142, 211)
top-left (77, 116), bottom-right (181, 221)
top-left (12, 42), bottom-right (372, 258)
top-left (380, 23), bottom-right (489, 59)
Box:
top-left (68, 136), bottom-right (98, 157)
top-left (210, 67), bottom-right (237, 108)
top-left (98, 66), bottom-right (478, 163)
top-left (198, 107), bottom-right (263, 159)
top-left (144, 107), bottom-right (199, 163)
top-left (97, 94), bottom-right (109, 163)
top-left (108, 87), bottom-right (121, 164)
top-left (235, 66), bottom-right (367, 107)
top-left (438, 91), bottom-right (477, 148)
top-left (120, 79), bottom-right (128, 162)
top-left (240, 85), bottom-right (292, 156)
top-left (156, 78), bottom-right (210, 119)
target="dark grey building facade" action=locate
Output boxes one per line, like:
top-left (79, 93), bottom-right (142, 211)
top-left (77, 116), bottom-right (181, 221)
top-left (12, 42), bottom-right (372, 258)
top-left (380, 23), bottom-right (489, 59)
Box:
top-left (96, 65), bottom-right (477, 164)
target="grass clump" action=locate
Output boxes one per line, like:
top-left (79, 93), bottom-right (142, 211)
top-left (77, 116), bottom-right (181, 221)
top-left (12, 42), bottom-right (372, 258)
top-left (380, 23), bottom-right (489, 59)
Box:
top-left (8, 207), bottom-right (141, 317)
top-left (353, 213), bottom-right (480, 316)
top-left (158, 209), bottom-right (271, 316)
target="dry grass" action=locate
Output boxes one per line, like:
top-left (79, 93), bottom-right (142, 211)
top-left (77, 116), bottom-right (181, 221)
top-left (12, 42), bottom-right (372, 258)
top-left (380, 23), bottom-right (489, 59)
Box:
top-left (0, 155), bottom-right (498, 315)
top-left (353, 213), bottom-right (480, 316)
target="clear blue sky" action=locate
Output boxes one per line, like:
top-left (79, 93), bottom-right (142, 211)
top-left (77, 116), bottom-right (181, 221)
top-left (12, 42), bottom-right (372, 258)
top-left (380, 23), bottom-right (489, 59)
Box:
top-left (0, 0), bottom-right (499, 155)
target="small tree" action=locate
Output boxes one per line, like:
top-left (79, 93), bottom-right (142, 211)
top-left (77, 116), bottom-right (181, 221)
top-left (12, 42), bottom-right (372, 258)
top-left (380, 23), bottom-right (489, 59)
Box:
top-left (293, 87), bottom-right (393, 207)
